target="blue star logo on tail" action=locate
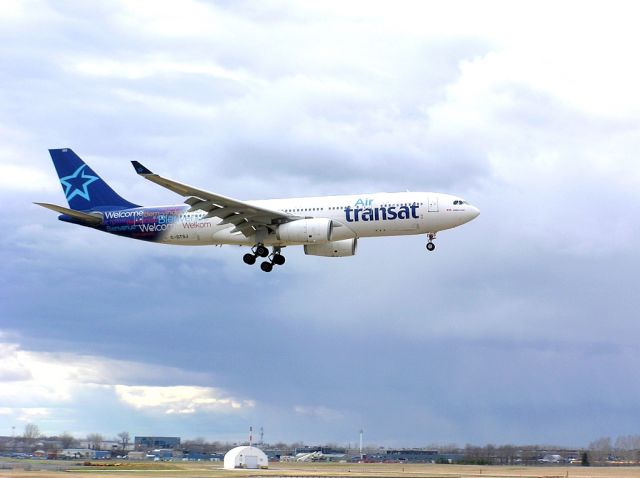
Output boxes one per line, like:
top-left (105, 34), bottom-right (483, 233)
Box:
top-left (60, 164), bottom-right (99, 202)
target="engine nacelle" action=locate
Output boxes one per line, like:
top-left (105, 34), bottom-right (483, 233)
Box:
top-left (276, 218), bottom-right (333, 244)
top-left (304, 238), bottom-right (357, 257)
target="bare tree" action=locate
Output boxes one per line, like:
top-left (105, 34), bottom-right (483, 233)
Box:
top-left (183, 438), bottom-right (206, 454)
top-left (117, 432), bottom-right (130, 451)
top-left (87, 433), bottom-right (104, 450)
top-left (588, 436), bottom-right (612, 464)
top-left (614, 435), bottom-right (640, 463)
top-left (22, 424), bottom-right (40, 445)
top-left (60, 432), bottom-right (77, 449)
top-left (209, 441), bottom-right (223, 453)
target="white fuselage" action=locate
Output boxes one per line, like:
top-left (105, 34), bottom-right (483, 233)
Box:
top-left (151, 191), bottom-right (479, 247)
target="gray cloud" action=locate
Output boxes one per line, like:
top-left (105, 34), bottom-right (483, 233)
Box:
top-left (1, 0), bottom-right (640, 446)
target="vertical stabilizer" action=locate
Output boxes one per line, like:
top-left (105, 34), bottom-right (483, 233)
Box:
top-left (49, 148), bottom-right (139, 211)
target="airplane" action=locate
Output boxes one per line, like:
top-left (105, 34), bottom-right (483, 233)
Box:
top-left (36, 148), bottom-right (480, 272)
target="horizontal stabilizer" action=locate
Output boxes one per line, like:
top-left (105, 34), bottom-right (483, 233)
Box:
top-left (34, 202), bottom-right (103, 226)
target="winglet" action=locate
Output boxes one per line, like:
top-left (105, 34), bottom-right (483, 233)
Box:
top-left (131, 161), bottom-right (153, 175)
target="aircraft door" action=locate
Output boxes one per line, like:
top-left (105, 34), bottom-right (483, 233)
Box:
top-left (428, 196), bottom-right (438, 212)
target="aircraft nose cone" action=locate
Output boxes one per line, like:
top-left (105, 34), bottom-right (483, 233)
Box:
top-left (470, 205), bottom-right (480, 219)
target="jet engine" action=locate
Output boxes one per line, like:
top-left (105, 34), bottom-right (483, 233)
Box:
top-left (304, 238), bottom-right (357, 257)
top-left (276, 218), bottom-right (333, 244)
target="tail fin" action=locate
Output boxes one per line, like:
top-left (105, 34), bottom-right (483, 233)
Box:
top-left (49, 148), bottom-right (139, 211)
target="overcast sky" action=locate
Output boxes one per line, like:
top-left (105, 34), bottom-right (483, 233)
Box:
top-left (1, 0), bottom-right (640, 449)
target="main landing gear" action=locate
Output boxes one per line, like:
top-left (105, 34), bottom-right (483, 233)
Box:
top-left (242, 244), bottom-right (267, 265)
top-left (243, 244), bottom-right (285, 272)
top-left (426, 232), bottom-right (436, 251)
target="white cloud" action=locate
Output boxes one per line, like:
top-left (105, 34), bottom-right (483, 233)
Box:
top-left (0, 0), bottom-right (36, 23)
top-left (115, 385), bottom-right (253, 414)
top-left (116, 0), bottom-right (233, 38)
top-left (72, 57), bottom-right (257, 84)
top-left (0, 407), bottom-right (51, 423)
top-left (0, 164), bottom-right (55, 192)
top-left (0, 336), bottom-right (253, 421)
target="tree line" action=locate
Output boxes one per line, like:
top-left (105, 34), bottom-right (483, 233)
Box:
top-left (5, 424), bottom-right (640, 465)
top-left (1, 424), bottom-right (131, 452)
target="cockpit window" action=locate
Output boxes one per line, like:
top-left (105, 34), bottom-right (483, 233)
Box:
top-left (454, 200), bottom-right (467, 205)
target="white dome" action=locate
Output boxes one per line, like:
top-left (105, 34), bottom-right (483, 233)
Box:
top-left (223, 446), bottom-right (268, 469)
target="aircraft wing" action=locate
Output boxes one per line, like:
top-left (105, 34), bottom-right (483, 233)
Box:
top-left (131, 161), bottom-right (293, 236)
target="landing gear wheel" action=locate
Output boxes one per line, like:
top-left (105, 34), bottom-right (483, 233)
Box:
top-left (255, 245), bottom-right (269, 257)
top-left (260, 261), bottom-right (273, 272)
top-left (272, 254), bottom-right (286, 266)
top-left (426, 242), bottom-right (436, 251)
top-left (243, 253), bottom-right (256, 265)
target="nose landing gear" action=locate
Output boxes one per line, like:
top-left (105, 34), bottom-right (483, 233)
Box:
top-left (426, 233), bottom-right (436, 251)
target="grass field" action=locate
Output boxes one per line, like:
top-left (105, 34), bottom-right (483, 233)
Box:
top-left (2, 461), bottom-right (640, 478)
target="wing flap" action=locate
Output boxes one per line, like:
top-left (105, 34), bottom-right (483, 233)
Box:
top-left (186, 199), bottom-right (217, 213)
top-left (230, 222), bottom-right (257, 235)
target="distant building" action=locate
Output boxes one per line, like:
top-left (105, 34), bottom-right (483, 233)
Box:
top-left (78, 439), bottom-right (120, 450)
top-left (61, 448), bottom-right (95, 459)
top-left (149, 448), bottom-right (182, 461)
top-left (387, 450), bottom-right (438, 461)
top-left (295, 446), bottom-right (347, 455)
top-left (540, 454), bottom-right (563, 463)
top-left (262, 449), bottom-right (284, 461)
top-left (183, 451), bottom-right (224, 461)
top-left (293, 446), bottom-right (347, 462)
top-left (224, 446), bottom-right (268, 469)
top-left (134, 436), bottom-right (180, 450)
top-left (382, 450), bottom-right (465, 463)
